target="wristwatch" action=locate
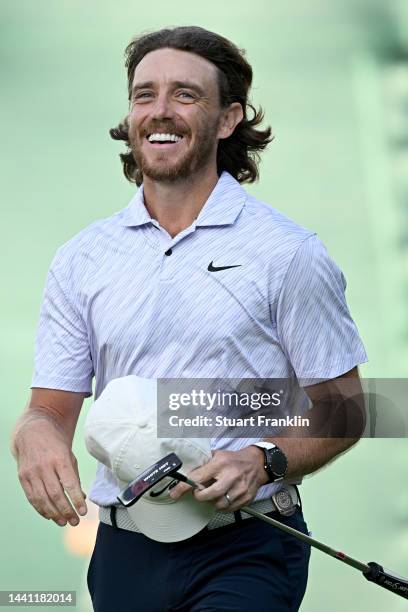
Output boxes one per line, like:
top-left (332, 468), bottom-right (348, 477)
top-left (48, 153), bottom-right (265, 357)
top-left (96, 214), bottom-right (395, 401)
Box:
top-left (251, 441), bottom-right (288, 483)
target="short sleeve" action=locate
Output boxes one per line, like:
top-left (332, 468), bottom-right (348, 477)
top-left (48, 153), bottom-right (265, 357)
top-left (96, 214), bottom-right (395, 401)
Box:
top-left (31, 255), bottom-right (94, 395)
top-left (276, 234), bottom-right (368, 384)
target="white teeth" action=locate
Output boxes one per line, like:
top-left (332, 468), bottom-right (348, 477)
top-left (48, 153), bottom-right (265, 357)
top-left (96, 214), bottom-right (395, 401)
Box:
top-left (147, 133), bottom-right (183, 143)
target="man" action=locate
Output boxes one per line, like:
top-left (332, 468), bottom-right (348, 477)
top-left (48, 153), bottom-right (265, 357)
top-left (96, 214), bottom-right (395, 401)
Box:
top-left (11, 26), bottom-right (367, 611)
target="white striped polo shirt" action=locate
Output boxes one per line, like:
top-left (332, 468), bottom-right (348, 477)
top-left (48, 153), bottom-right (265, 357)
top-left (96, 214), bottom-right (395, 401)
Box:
top-left (31, 171), bottom-right (367, 505)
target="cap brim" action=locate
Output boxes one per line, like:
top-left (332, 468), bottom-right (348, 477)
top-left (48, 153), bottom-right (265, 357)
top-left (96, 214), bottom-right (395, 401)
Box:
top-left (126, 490), bottom-right (215, 542)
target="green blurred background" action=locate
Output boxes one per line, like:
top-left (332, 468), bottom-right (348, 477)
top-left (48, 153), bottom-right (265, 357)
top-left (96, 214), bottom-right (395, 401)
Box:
top-left (2, 0), bottom-right (408, 610)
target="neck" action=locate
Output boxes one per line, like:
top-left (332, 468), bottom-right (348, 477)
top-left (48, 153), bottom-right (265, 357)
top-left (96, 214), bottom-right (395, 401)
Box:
top-left (142, 165), bottom-right (220, 238)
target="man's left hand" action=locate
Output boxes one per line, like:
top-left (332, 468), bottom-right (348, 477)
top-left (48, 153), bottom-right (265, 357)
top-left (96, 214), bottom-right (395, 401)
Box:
top-left (169, 447), bottom-right (268, 512)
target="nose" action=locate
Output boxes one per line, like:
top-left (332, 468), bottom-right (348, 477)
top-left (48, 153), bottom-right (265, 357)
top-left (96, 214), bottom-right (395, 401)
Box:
top-left (151, 92), bottom-right (175, 120)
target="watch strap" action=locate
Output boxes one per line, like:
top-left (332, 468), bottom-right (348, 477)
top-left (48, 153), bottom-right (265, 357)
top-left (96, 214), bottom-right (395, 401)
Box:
top-left (252, 441), bottom-right (276, 451)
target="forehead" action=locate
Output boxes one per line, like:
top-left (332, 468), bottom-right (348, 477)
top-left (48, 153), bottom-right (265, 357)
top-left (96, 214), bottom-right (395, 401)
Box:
top-left (132, 47), bottom-right (219, 90)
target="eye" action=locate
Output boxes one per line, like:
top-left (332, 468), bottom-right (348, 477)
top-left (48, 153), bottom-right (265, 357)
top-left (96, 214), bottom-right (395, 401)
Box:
top-left (133, 91), bottom-right (154, 102)
top-left (177, 91), bottom-right (195, 101)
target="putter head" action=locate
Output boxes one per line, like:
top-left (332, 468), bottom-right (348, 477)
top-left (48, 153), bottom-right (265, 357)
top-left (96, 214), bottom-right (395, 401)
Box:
top-left (117, 452), bottom-right (183, 507)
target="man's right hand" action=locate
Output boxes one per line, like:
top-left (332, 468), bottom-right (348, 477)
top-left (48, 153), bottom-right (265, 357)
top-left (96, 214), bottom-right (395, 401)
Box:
top-left (11, 389), bottom-right (88, 527)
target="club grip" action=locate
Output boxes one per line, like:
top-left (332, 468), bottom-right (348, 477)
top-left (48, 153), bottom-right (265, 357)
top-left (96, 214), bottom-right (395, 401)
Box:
top-left (363, 562), bottom-right (408, 599)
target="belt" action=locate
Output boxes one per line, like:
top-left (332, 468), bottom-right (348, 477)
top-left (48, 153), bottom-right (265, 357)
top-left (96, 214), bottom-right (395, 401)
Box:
top-left (99, 485), bottom-right (299, 533)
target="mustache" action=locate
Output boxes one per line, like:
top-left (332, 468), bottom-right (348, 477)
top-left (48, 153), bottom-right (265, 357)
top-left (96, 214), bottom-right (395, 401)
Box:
top-left (142, 123), bottom-right (189, 137)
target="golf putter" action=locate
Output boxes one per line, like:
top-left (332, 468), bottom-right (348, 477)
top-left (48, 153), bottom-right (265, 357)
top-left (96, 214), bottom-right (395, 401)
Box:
top-left (117, 453), bottom-right (408, 600)
top-left (117, 452), bottom-right (203, 507)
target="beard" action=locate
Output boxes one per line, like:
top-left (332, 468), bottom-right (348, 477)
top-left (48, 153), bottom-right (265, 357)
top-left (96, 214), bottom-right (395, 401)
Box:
top-left (128, 116), bottom-right (220, 183)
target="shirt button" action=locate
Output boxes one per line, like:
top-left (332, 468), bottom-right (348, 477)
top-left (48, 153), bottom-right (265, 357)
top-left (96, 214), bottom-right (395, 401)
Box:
top-left (165, 248), bottom-right (173, 256)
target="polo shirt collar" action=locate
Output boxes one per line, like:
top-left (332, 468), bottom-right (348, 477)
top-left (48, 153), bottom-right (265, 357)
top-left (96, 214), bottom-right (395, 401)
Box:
top-left (121, 171), bottom-right (247, 228)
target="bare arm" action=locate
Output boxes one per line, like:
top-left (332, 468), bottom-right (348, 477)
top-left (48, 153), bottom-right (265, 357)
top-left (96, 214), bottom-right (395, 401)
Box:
top-left (11, 388), bottom-right (88, 527)
top-left (171, 367), bottom-right (366, 512)
top-left (262, 366), bottom-right (366, 479)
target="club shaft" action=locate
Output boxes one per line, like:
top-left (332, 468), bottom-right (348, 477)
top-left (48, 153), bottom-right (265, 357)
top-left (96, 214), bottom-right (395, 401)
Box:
top-left (183, 472), bottom-right (368, 572)
top-left (130, 457), bottom-right (408, 600)
top-left (172, 472), bottom-right (205, 491)
top-left (241, 506), bottom-right (370, 573)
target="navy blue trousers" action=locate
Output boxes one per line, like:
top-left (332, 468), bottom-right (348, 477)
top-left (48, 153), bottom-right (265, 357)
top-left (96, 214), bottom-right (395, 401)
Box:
top-left (87, 507), bottom-right (311, 611)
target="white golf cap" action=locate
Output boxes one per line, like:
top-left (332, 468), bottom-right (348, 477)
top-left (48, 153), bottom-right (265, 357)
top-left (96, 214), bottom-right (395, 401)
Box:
top-left (84, 376), bottom-right (215, 542)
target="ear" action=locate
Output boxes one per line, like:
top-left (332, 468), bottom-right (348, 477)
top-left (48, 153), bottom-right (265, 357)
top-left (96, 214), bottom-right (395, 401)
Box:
top-left (217, 102), bottom-right (244, 140)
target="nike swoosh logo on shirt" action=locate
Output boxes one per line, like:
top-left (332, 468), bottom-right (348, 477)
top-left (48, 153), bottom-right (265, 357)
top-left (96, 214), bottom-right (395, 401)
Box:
top-left (208, 261), bottom-right (242, 272)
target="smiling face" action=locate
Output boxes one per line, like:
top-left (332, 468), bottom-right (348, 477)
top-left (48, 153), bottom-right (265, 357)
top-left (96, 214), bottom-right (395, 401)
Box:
top-left (127, 48), bottom-right (232, 183)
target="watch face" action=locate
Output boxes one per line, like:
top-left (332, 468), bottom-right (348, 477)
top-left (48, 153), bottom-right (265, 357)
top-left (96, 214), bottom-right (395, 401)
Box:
top-left (267, 448), bottom-right (288, 478)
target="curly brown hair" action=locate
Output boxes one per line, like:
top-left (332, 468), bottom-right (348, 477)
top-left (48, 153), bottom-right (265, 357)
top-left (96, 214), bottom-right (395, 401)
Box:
top-left (110, 26), bottom-right (273, 186)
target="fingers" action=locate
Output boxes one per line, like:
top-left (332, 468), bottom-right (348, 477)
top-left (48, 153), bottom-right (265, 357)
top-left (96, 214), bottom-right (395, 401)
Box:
top-left (70, 452), bottom-right (88, 502)
top-left (213, 489), bottom-right (255, 513)
top-left (195, 483), bottom-right (255, 513)
top-left (188, 478), bottom-right (251, 512)
top-left (18, 454), bottom-right (87, 526)
top-left (21, 476), bottom-right (69, 526)
top-left (59, 457), bottom-right (87, 516)
top-left (169, 458), bottom-right (219, 501)
top-left (170, 449), bottom-right (262, 512)
top-left (190, 452), bottom-right (234, 503)
top-left (188, 460), bottom-right (219, 487)
top-left (169, 481), bottom-right (191, 500)
top-left (189, 450), bottom-right (260, 512)
top-left (169, 477), bottom-right (206, 500)
top-left (42, 470), bottom-right (81, 526)
top-left (169, 478), bottom-right (241, 511)
top-left (171, 480), bottom-right (254, 512)
top-left (195, 482), bottom-right (243, 512)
